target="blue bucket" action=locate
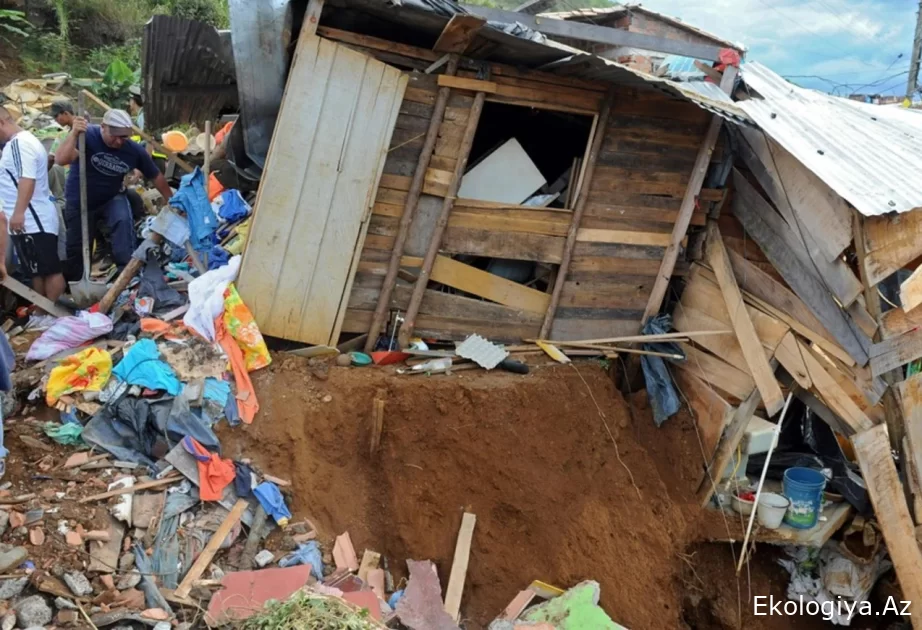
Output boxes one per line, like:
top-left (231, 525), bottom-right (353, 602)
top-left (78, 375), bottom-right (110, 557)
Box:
top-left (782, 467), bottom-right (827, 529)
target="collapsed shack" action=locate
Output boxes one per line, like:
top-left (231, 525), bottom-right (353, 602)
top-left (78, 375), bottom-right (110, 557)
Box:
top-left (230, 0), bottom-right (922, 625)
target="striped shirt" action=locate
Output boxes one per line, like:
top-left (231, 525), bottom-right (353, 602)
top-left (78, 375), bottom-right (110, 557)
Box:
top-left (0, 131), bottom-right (59, 235)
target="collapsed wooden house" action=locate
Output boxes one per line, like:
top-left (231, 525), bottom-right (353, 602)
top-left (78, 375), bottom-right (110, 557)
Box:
top-left (236, 0), bottom-right (749, 349)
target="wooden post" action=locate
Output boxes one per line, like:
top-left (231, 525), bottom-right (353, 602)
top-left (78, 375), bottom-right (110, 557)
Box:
top-left (98, 232), bottom-right (164, 313)
top-left (303, 0), bottom-right (324, 36)
top-left (203, 120), bottom-right (212, 184)
top-left (444, 512), bottom-right (476, 622)
top-left (538, 91), bottom-right (614, 339)
top-left (397, 73), bottom-right (489, 348)
top-left (80, 90), bottom-right (194, 174)
top-left (364, 56), bottom-right (460, 353)
top-left (641, 66), bottom-right (736, 325)
top-left (854, 214), bottom-right (904, 452)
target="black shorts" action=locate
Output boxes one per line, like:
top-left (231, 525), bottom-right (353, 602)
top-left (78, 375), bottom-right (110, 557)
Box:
top-left (11, 232), bottom-right (63, 277)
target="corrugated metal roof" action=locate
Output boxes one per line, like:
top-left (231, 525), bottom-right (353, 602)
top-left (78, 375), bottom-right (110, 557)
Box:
top-left (141, 15), bottom-right (237, 131)
top-left (540, 54), bottom-right (751, 124)
top-left (540, 4), bottom-right (744, 52)
top-left (739, 61), bottom-right (922, 216)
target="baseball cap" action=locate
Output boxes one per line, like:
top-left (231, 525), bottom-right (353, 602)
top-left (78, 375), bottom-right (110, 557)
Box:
top-left (102, 109), bottom-right (134, 136)
top-left (49, 100), bottom-right (74, 117)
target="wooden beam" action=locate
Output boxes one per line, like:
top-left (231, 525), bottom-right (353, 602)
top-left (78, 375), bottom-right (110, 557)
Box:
top-left (303, 0), bottom-right (324, 36)
top-left (364, 56), bottom-right (461, 353)
top-left (901, 264), bottom-right (922, 314)
top-left (433, 15), bottom-right (485, 54)
top-left (444, 512), bottom-right (476, 622)
top-left (540, 92), bottom-right (614, 338)
top-left (175, 499), bottom-right (249, 599)
top-left (900, 375), bottom-right (922, 523)
top-left (2, 277), bottom-right (70, 319)
top-left (409, 255), bottom-right (551, 313)
top-left (731, 169), bottom-right (871, 366)
top-left (697, 386), bottom-right (762, 506)
top-left (852, 424), bottom-right (922, 628)
top-left (460, 4), bottom-right (725, 61)
top-left (870, 327), bottom-right (922, 377)
top-left (641, 66), bottom-right (736, 325)
top-left (672, 369), bottom-right (734, 459)
top-left (705, 222), bottom-right (784, 415)
top-left (863, 207), bottom-right (922, 286)
top-left (437, 75), bottom-right (498, 93)
top-left (78, 475), bottom-right (181, 503)
top-left (398, 72), bottom-right (489, 347)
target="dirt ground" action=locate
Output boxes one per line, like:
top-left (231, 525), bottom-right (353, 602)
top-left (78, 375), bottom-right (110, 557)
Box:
top-left (218, 355), bottom-right (898, 630)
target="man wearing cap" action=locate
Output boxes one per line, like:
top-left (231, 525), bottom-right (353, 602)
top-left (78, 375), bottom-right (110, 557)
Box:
top-left (0, 107), bottom-right (64, 328)
top-left (55, 109), bottom-right (173, 280)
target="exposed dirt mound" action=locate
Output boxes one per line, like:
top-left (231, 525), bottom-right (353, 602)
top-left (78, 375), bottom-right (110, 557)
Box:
top-left (219, 356), bottom-right (870, 629)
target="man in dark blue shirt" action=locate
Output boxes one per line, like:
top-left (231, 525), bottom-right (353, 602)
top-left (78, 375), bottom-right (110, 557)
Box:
top-left (54, 109), bottom-right (173, 280)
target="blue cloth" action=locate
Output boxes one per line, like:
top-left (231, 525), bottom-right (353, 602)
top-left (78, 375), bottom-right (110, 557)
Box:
top-left (64, 125), bottom-right (159, 210)
top-left (112, 338), bottom-right (182, 395)
top-left (203, 378), bottom-right (231, 406)
top-left (170, 168), bottom-right (218, 252)
top-left (224, 394), bottom-right (241, 427)
top-left (207, 246), bottom-right (230, 270)
top-left (0, 333), bottom-right (13, 394)
top-left (216, 189), bottom-right (250, 223)
top-left (64, 193), bottom-right (137, 275)
top-left (279, 541), bottom-right (323, 581)
top-left (641, 314), bottom-right (684, 427)
top-left (253, 481), bottom-right (291, 524)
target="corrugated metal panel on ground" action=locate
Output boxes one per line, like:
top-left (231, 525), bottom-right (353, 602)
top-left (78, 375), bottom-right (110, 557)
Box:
top-left (739, 61), bottom-right (922, 216)
top-left (237, 33), bottom-right (408, 345)
top-left (141, 15), bottom-right (237, 130)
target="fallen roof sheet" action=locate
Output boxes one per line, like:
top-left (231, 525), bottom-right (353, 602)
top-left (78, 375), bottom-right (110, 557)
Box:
top-left (739, 61), bottom-right (922, 216)
top-left (540, 4), bottom-right (744, 52)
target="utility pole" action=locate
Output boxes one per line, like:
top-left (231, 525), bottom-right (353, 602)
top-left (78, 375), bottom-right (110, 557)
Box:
top-left (907, 0), bottom-right (922, 99)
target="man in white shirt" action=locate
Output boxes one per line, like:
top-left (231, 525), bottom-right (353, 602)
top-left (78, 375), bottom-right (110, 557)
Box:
top-left (0, 107), bottom-right (63, 326)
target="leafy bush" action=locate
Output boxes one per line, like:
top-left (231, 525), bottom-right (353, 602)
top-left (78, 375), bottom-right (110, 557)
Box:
top-left (0, 9), bottom-right (30, 42)
top-left (93, 58), bottom-right (140, 108)
top-left (167, 0), bottom-right (229, 28)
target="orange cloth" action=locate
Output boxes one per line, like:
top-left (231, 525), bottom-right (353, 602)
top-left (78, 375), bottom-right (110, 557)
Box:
top-left (214, 121), bottom-right (234, 145)
top-left (183, 436), bottom-right (235, 501)
top-left (215, 314), bottom-right (258, 424)
top-left (208, 172), bottom-right (225, 202)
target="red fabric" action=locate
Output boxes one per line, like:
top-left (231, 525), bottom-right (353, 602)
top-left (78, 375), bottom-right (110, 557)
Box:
top-left (719, 48), bottom-right (742, 68)
top-left (215, 315), bottom-right (259, 424)
top-left (186, 437), bottom-right (236, 501)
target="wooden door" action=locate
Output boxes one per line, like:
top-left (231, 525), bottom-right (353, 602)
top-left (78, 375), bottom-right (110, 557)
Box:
top-left (238, 33), bottom-right (407, 345)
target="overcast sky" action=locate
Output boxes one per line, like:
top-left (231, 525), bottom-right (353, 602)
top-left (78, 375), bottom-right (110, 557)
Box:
top-left (635, 0), bottom-right (918, 95)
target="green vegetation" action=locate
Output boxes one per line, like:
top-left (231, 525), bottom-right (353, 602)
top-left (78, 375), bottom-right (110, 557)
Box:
top-left (14, 0), bottom-right (228, 99)
top-left (241, 591), bottom-right (384, 630)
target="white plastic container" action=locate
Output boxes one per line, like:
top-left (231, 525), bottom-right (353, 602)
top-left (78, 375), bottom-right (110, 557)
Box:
top-left (757, 492), bottom-right (790, 529)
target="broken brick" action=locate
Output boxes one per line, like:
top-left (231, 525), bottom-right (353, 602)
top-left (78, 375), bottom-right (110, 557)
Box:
top-left (65, 532), bottom-right (83, 547)
top-left (99, 574), bottom-right (115, 591)
top-left (63, 452), bottom-right (90, 468)
top-left (28, 528), bottom-right (44, 546)
top-left (333, 532), bottom-right (358, 572)
top-left (8, 512), bottom-right (24, 529)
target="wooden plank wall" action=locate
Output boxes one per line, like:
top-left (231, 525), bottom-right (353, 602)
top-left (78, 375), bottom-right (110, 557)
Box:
top-left (336, 46), bottom-right (712, 341)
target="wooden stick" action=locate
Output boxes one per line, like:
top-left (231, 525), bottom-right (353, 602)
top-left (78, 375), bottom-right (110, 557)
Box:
top-left (1, 277), bottom-right (70, 318)
top-left (78, 474), bottom-right (180, 504)
top-left (203, 120), bottom-right (212, 184)
top-left (539, 91), bottom-right (614, 338)
top-left (98, 232), bottom-right (164, 313)
top-left (397, 73), bottom-right (489, 348)
top-left (364, 56), bottom-right (460, 354)
top-left (640, 66), bottom-right (737, 326)
top-left (525, 330), bottom-right (731, 346)
top-left (545, 342), bottom-right (683, 360)
top-left (175, 499), bottom-right (248, 598)
top-left (80, 90), bottom-right (194, 173)
top-left (370, 394), bottom-right (385, 455)
top-left (444, 512), bottom-right (476, 622)
top-left (737, 390), bottom-right (794, 573)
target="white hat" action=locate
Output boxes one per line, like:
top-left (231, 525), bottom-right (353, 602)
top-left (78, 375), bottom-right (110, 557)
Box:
top-left (102, 109), bottom-right (133, 135)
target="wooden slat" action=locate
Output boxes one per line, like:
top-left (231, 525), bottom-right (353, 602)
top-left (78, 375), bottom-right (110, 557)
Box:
top-left (676, 343), bottom-right (755, 401)
top-left (433, 15), bottom-right (485, 53)
top-left (869, 327), bottom-right (922, 377)
top-left (851, 424), bottom-right (922, 628)
top-left (705, 222), bottom-right (785, 416)
top-left (901, 264), bottom-right (922, 314)
top-left (900, 375), bottom-right (922, 524)
top-left (411, 255), bottom-right (550, 313)
top-left (175, 499), bottom-right (249, 599)
top-left (697, 387), bottom-right (762, 505)
top-left (672, 369), bottom-right (734, 460)
top-left (731, 169), bottom-right (870, 365)
top-left (437, 75), bottom-right (498, 93)
top-left (574, 228), bottom-right (672, 247)
top-left (444, 512), bottom-right (476, 622)
top-left (881, 304), bottom-right (922, 340)
top-left (441, 227), bottom-right (565, 263)
top-left (863, 207), bottom-right (922, 286)
top-left (641, 67), bottom-right (735, 325)
top-left (737, 128), bottom-right (852, 262)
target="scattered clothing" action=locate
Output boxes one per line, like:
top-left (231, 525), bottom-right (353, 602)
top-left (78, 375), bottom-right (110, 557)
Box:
top-left (212, 189), bottom-right (250, 223)
top-left (641, 314), bottom-right (683, 427)
top-left (24, 313), bottom-right (56, 332)
top-left (26, 312), bottom-right (113, 361)
top-left (216, 314), bottom-right (258, 424)
top-left (203, 378), bottom-right (231, 407)
top-left (253, 481), bottom-right (291, 526)
top-left (181, 436), bottom-right (235, 501)
top-left (232, 461), bottom-right (254, 498)
top-left (279, 541), bottom-right (323, 581)
top-left (183, 255), bottom-right (240, 342)
top-left (138, 251), bottom-right (184, 311)
top-left (43, 422), bottom-right (83, 445)
top-left (169, 168), bottom-right (217, 253)
top-left (112, 338), bottom-right (182, 395)
top-left (223, 283), bottom-right (271, 372)
top-left (45, 346), bottom-right (112, 405)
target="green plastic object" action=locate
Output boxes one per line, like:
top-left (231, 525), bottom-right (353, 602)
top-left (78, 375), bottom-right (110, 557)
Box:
top-left (43, 422), bottom-right (84, 446)
top-left (349, 352), bottom-right (373, 366)
top-left (520, 581), bottom-right (627, 629)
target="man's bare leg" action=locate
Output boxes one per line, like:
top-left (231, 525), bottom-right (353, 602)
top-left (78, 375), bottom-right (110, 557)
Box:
top-left (44, 273), bottom-right (65, 304)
